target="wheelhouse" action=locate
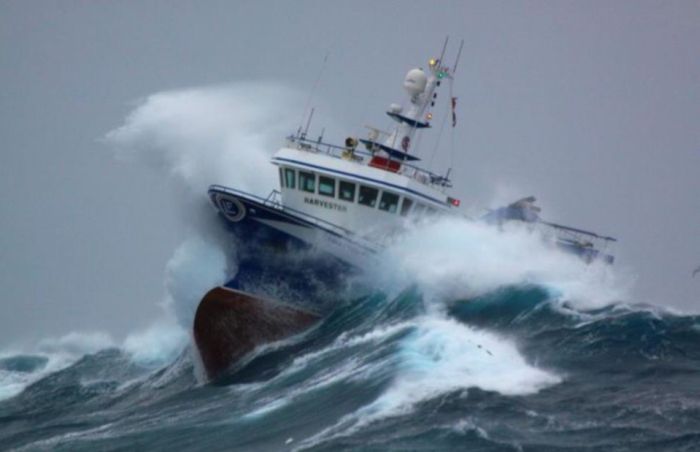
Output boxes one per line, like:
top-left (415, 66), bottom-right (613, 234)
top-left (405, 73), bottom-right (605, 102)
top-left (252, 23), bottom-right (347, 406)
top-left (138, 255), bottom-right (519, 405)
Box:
top-left (270, 130), bottom-right (457, 235)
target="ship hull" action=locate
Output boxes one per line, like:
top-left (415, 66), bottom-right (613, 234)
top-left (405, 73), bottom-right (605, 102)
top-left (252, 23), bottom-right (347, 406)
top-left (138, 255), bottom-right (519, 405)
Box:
top-left (194, 187), bottom-right (367, 380)
top-left (193, 287), bottom-right (321, 380)
top-left (208, 185), bottom-right (379, 269)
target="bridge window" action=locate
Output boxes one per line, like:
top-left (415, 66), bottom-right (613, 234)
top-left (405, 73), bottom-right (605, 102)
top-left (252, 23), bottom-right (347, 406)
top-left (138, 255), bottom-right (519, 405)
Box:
top-left (379, 191), bottom-right (399, 213)
top-left (299, 171), bottom-right (315, 193)
top-left (400, 198), bottom-right (413, 216)
top-left (358, 185), bottom-right (378, 208)
top-left (318, 176), bottom-right (335, 197)
top-left (339, 181), bottom-right (355, 202)
top-left (279, 168), bottom-right (284, 189)
top-left (284, 168), bottom-right (296, 189)
top-left (413, 204), bottom-right (426, 216)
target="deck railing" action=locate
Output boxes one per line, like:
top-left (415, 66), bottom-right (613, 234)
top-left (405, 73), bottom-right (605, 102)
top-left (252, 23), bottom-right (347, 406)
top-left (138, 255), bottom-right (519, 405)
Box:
top-left (286, 135), bottom-right (452, 189)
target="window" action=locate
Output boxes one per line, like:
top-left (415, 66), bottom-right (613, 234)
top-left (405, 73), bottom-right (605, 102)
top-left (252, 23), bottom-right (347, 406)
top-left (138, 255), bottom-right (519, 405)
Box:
top-left (358, 185), bottom-right (379, 207)
top-left (279, 168), bottom-right (284, 189)
top-left (400, 198), bottom-right (413, 216)
top-left (339, 181), bottom-right (356, 202)
top-left (412, 204), bottom-right (426, 216)
top-left (318, 176), bottom-right (335, 197)
top-left (379, 191), bottom-right (400, 213)
top-left (299, 171), bottom-right (315, 193)
top-left (284, 168), bottom-right (296, 189)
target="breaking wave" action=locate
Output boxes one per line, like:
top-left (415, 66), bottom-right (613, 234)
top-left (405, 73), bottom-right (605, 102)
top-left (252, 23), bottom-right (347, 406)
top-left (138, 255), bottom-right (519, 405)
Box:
top-left (3, 277), bottom-right (698, 451)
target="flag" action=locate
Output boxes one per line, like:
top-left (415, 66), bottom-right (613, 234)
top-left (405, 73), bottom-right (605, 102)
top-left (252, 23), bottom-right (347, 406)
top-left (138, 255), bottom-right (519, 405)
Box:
top-left (451, 97), bottom-right (457, 127)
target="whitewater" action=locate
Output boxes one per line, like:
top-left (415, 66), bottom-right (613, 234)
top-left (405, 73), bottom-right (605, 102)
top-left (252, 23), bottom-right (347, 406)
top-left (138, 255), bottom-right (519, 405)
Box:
top-left (1, 84), bottom-right (699, 451)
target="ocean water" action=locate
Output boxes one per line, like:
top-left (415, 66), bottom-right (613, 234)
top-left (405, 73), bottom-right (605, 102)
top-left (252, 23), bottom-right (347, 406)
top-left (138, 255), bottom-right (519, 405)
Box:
top-left (3, 85), bottom-right (697, 451)
top-left (2, 267), bottom-right (699, 451)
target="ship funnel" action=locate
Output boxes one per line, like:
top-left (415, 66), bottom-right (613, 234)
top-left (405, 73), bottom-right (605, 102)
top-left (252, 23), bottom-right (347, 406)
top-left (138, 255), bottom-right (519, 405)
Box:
top-left (403, 68), bottom-right (427, 95)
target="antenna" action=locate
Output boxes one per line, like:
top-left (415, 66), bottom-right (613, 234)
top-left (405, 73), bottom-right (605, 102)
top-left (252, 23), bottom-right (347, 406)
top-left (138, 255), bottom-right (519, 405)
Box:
top-left (438, 36), bottom-right (449, 64)
top-left (302, 107), bottom-right (315, 139)
top-left (298, 51), bottom-right (330, 134)
top-left (452, 39), bottom-right (464, 74)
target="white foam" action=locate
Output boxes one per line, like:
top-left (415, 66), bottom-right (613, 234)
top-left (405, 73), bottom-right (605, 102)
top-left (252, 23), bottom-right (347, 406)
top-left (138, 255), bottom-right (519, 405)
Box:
top-left (371, 317), bottom-right (557, 413)
top-left (0, 361), bottom-right (45, 402)
top-left (297, 316), bottom-right (560, 449)
top-left (0, 331), bottom-right (117, 401)
top-left (242, 397), bottom-right (290, 420)
top-left (235, 323), bottom-right (412, 423)
top-left (0, 321), bottom-right (194, 402)
top-left (385, 316), bottom-right (560, 402)
top-left (283, 322), bottom-right (412, 374)
top-left (373, 216), bottom-right (630, 310)
top-left (35, 331), bottom-right (116, 356)
top-left (122, 321), bottom-right (188, 369)
top-left (163, 236), bottom-right (228, 328)
top-left (451, 418), bottom-right (490, 439)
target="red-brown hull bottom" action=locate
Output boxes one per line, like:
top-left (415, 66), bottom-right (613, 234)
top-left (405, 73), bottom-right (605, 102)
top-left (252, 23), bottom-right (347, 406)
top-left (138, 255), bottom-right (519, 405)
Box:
top-left (193, 286), bottom-right (320, 380)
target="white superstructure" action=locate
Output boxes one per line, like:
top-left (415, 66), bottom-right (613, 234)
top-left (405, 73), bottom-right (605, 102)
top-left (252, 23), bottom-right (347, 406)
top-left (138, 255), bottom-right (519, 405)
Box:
top-left (270, 57), bottom-right (460, 238)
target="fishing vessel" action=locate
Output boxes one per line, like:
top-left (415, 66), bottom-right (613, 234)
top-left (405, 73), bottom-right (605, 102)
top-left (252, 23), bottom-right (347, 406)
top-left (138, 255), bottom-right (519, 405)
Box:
top-left (194, 45), bottom-right (616, 380)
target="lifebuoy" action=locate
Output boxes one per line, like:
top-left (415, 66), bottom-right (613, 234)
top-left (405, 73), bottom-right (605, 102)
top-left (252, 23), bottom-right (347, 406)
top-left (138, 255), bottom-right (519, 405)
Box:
top-left (217, 195), bottom-right (246, 222)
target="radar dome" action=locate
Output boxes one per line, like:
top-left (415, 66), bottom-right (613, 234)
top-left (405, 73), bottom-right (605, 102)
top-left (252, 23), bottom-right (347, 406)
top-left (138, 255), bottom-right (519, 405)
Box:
top-left (403, 68), bottom-right (427, 95)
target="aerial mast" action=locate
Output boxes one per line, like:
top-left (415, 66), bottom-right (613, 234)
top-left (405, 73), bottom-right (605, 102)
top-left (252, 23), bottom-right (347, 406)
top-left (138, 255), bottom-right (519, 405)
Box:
top-left (382, 39), bottom-right (457, 157)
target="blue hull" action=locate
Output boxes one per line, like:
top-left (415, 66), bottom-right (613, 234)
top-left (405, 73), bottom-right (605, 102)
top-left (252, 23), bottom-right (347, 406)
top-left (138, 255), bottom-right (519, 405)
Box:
top-left (194, 187), bottom-right (359, 379)
top-left (208, 186), bottom-right (355, 309)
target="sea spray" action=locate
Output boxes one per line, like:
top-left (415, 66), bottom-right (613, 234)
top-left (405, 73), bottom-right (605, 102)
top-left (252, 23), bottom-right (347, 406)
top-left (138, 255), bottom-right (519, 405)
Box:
top-left (122, 322), bottom-right (189, 369)
top-left (163, 237), bottom-right (229, 328)
top-left (105, 83), bottom-right (304, 198)
top-left (104, 82), bottom-right (312, 331)
top-left (372, 215), bottom-right (630, 310)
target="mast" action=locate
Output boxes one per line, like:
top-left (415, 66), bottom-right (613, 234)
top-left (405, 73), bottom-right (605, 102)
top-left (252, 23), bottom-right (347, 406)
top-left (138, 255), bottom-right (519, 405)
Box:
top-left (382, 52), bottom-right (455, 157)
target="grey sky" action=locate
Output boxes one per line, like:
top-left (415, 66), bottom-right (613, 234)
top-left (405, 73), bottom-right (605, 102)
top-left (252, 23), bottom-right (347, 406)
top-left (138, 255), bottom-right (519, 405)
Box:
top-left (1, 1), bottom-right (698, 347)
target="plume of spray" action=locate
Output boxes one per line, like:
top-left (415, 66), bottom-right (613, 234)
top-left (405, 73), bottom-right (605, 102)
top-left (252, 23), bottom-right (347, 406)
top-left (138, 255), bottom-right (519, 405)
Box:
top-left (372, 216), bottom-right (630, 311)
top-left (106, 83), bottom-right (302, 197)
top-left (105, 82), bottom-right (305, 328)
top-left (92, 82), bottom-right (320, 376)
